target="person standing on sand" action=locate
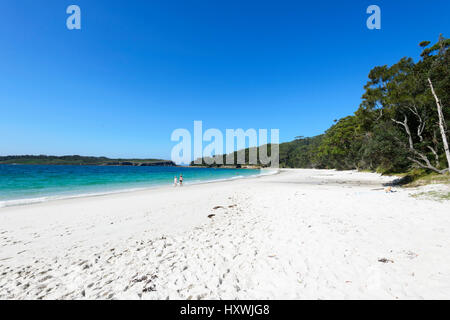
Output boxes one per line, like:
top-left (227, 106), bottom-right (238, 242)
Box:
top-left (174, 176), bottom-right (178, 187)
top-left (179, 174), bottom-right (183, 186)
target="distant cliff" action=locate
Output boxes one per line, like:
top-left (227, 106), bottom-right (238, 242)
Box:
top-left (0, 155), bottom-right (176, 166)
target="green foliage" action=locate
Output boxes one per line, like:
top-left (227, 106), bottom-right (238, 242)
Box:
top-left (411, 191), bottom-right (450, 201)
top-left (0, 155), bottom-right (172, 166)
top-left (360, 122), bottom-right (410, 173)
top-left (406, 171), bottom-right (450, 187)
top-left (315, 116), bottom-right (363, 169)
top-left (194, 35), bottom-right (449, 175)
top-left (278, 136), bottom-right (323, 168)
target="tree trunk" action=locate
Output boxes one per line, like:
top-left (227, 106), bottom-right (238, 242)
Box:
top-left (428, 78), bottom-right (450, 173)
top-left (392, 115), bottom-right (444, 174)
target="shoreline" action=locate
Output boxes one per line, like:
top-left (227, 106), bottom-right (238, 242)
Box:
top-left (1, 169), bottom-right (449, 299)
top-left (0, 168), bottom-right (278, 209)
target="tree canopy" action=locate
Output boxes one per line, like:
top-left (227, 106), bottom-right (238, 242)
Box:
top-left (193, 35), bottom-right (450, 175)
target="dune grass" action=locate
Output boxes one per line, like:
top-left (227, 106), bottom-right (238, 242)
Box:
top-left (411, 190), bottom-right (450, 201)
top-left (406, 172), bottom-right (450, 187)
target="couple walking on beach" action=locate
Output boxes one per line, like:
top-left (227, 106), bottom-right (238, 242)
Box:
top-left (174, 174), bottom-right (183, 187)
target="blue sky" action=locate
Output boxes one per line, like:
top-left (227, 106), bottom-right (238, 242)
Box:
top-left (0, 0), bottom-right (448, 159)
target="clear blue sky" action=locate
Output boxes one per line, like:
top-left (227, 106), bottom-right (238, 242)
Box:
top-left (0, 0), bottom-right (448, 159)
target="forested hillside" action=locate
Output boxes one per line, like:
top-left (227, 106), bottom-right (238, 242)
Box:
top-left (0, 155), bottom-right (175, 166)
top-left (193, 35), bottom-right (450, 175)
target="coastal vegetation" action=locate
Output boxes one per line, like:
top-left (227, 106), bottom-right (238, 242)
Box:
top-left (0, 155), bottom-right (175, 166)
top-left (411, 190), bottom-right (450, 201)
top-left (193, 35), bottom-right (450, 181)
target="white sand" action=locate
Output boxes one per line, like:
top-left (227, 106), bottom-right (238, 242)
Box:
top-left (0, 169), bottom-right (449, 300)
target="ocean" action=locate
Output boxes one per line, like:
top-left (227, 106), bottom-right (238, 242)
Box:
top-left (0, 165), bottom-right (267, 207)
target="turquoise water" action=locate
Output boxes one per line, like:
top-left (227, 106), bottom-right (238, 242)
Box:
top-left (0, 165), bottom-right (264, 206)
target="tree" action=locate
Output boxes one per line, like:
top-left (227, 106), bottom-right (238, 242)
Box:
top-left (192, 35), bottom-right (449, 175)
top-left (424, 34), bottom-right (450, 173)
top-left (357, 35), bottom-right (449, 174)
top-left (429, 78), bottom-right (450, 172)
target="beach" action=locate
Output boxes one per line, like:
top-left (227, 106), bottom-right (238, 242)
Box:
top-left (0, 169), bottom-right (449, 299)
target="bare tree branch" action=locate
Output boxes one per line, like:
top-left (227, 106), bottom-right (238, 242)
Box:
top-left (408, 105), bottom-right (426, 142)
top-left (391, 115), bottom-right (413, 149)
top-left (427, 146), bottom-right (440, 168)
top-left (375, 109), bottom-right (383, 121)
top-left (407, 157), bottom-right (447, 174)
top-left (428, 78), bottom-right (450, 173)
top-left (392, 114), bottom-right (443, 174)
